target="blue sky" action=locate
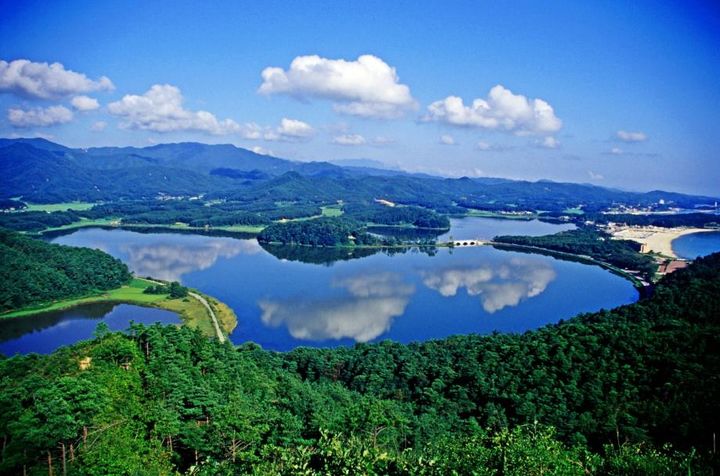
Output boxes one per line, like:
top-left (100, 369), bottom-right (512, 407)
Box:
top-left (1, 0), bottom-right (719, 195)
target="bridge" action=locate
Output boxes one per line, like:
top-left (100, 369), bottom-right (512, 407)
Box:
top-left (440, 239), bottom-right (491, 247)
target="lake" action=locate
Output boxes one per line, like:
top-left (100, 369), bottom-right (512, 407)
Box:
top-left (32, 220), bottom-right (638, 352)
top-left (438, 216), bottom-right (575, 241)
top-left (0, 303), bottom-right (180, 355)
top-left (368, 216), bottom-right (575, 242)
top-left (672, 231), bottom-right (720, 259)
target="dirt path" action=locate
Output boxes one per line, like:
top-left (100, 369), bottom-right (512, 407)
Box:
top-left (139, 278), bottom-right (226, 342)
top-left (188, 292), bottom-right (226, 343)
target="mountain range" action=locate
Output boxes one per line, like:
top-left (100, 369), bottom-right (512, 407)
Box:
top-left (1, 138), bottom-right (717, 212)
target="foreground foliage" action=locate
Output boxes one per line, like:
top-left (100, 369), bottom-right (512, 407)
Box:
top-left (1, 253), bottom-right (719, 473)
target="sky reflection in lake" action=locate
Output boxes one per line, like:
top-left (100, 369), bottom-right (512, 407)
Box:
top-left (52, 228), bottom-right (638, 351)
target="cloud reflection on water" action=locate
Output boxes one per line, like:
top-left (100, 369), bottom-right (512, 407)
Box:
top-left (421, 257), bottom-right (556, 312)
top-left (122, 238), bottom-right (261, 281)
top-left (259, 272), bottom-right (414, 343)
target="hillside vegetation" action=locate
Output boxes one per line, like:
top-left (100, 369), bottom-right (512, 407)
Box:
top-left (1, 253), bottom-right (718, 474)
top-left (0, 229), bottom-right (131, 312)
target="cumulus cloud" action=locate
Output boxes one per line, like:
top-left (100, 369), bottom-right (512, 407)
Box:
top-left (0, 59), bottom-right (113, 99)
top-left (588, 170), bottom-right (604, 180)
top-left (537, 136), bottom-right (560, 149)
top-left (108, 84), bottom-right (241, 135)
top-left (439, 134), bottom-right (456, 145)
top-left (277, 117), bottom-right (313, 138)
top-left (251, 145), bottom-right (272, 155)
top-left (259, 54), bottom-right (417, 118)
top-left (261, 118), bottom-right (314, 141)
top-left (607, 147), bottom-right (623, 155)
top-left (71, 95), bottom-right (100, 111)
top-left (421, 258), bottom-right (556, 313)
top-left (475, 141), bottom-right (512, 152)
top-left (424, 85), bottom-right (562, 135)
top-left (259, 272), bottom-right (414, 342)
top-left (90, 121), bottom-right (107, 132)
top-left (332, 133), bottom-right (367, 146)
top-left (8, 105), bottom-right (73, 127)
top-left (616, 130), bottom-right (647, 142)
top-left (239, 118), bottom-right (314, 142)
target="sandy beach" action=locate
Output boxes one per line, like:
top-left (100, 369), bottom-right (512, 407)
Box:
top-left (608, 226), bottom-right (716, 258)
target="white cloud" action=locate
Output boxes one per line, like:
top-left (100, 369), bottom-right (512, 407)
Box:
top-left (588, 170), bottom-right (604, 180)
top-left (108, 84), bottom-right (241, 135)
top-left (251, 145), bottom-right (272, 155)
top-left (0, 59), bottom-right (113, 99)
top-left (239, 118), bottom-right (314, 142)
top-left (277, 117), bottom-right (313, 138)
top-left (475, 141), bottom-right (511, 152)
top-left (259, 54), bottom-right (417, 118)
top-left (371, 136), bottom-right (396, 146)
top-left (439, 134), bottom-right (456, 145)
top-left (424, 85), bottom-right (562, 135)
top-left (90, 120), bottom-right (107, 132)
top-left (332, 133), bottom-right (367, 146)
top-left (71, 95), bottom-right (100, 111)
top-left (537, 136), bottom-right (560, 149)
top-left (608, 147), bottom-right (623, 155)
top-left (616, 130), bottom-right (647, 142)
top-left (8, 105), bottom-right (73, 127)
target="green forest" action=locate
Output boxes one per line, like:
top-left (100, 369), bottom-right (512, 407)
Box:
top-left (493, 229), bottom-right (659, 279)
top-left (1, 252), bottom-right (718, 474)
top-left (258, 218), bottom-right (380, 246)
top-left (0, 229), bottom-right (131, 313)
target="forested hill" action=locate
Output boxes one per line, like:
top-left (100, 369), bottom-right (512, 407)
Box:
top-left (1, 253), bottom-right (718, 474)
top-left (0, 229), bottom-right (131, 312)
top-left (1, 138), bottom-right (717, 212)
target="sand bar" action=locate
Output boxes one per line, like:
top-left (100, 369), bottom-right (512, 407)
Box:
top-left (608, 226), bottom-right (716, 259)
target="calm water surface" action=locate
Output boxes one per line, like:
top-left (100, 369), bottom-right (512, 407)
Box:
top-left (438, 217), bottom-right (575, 241)
top-left (0, 303), bottom-right (179, 355)
top-left (672, 231), bottom-right (720, 259)
top-left (42, 225), bottom-right (637, 352)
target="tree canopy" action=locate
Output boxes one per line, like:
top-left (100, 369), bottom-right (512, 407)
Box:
top-left (0, 229), bottom-right (131, 312)
top-left (1, 252), bottom-right (719, 474)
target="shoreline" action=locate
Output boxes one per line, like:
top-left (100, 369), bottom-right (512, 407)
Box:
top-left (607, 226), bottom-right (717, 259)
top-left (0, 278), bottom-right (237, 339)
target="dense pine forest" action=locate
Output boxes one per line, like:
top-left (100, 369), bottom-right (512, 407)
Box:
top-left (1, 252), bottom-right (718, 474)
top-left (0, 230), bottom-right (131, 312)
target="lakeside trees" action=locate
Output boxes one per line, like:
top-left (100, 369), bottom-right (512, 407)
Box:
top-left (0, 253), bottom-right (718, 474)
top-left (258, 217), bottom-right (380, 246)
top-left (0, 229), bottom-right (131, 312)
top-left (494, 229), bottom-right (658, 279)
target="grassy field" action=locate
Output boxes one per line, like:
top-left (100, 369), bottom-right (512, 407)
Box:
top-left (40, 218), bottom-right (119, 233)
top-left (320, 205), bottom-right (344, 217)
top-left (214, 224), bottom-right (266, 233)
top-left (1, 278), bottom-right (237, 339)
top-left (37, 219), bottom-right (266, 236)
top-left (464, 209), bottom-right (537, 220)
top-left (23, 202), bottom-right (97, 212)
